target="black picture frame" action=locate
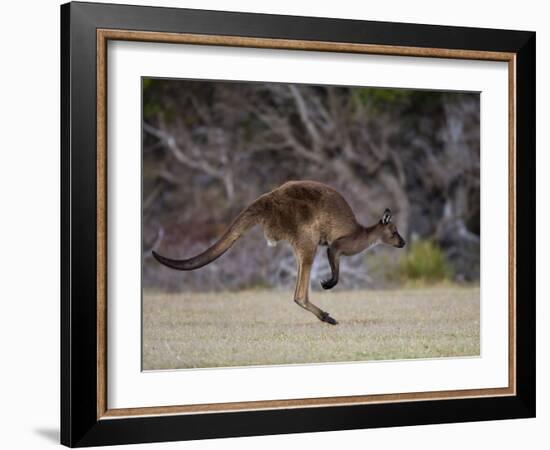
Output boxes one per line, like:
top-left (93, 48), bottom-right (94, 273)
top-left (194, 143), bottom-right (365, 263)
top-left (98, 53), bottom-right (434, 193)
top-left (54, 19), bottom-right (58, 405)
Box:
top-left (61, 1), bottom-right (535, 447)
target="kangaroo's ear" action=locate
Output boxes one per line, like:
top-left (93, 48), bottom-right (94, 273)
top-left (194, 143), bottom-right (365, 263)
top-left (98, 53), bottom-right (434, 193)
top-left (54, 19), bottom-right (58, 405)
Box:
top-left (381, 208), bottom-right (392, 225)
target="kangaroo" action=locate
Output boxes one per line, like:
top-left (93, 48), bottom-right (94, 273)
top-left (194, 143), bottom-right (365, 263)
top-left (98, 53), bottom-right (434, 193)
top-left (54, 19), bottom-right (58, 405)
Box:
top-left (153, 180), bottom-right (406, 325)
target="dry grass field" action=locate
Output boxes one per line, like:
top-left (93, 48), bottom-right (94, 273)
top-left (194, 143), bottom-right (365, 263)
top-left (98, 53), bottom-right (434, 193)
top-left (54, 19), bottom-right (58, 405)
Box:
top-left (142, 286), bottom-right (479, 370)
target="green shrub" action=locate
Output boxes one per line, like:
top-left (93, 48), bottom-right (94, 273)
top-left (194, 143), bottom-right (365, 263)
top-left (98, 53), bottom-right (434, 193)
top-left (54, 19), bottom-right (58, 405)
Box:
top-left (398, 240), bottom-right (452, 284)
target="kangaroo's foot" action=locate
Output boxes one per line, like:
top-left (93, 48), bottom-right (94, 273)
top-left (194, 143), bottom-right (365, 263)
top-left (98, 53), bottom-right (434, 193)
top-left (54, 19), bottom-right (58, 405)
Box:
top-left (320, 311), bottom-right (338, 325)
top-left (320, 278), bottom-right (338, 290)
top-left (294, 298), bottom-right (339, 325)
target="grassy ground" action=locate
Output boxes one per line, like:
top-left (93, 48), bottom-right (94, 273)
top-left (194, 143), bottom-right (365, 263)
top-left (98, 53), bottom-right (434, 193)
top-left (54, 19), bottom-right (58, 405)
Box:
top-left (142, 286), bottom-right (479, 370)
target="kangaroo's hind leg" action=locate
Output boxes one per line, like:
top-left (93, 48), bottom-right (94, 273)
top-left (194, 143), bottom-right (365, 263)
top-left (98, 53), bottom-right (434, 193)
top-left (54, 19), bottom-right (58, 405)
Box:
top-left (293, 243), bottom-right (338, 325)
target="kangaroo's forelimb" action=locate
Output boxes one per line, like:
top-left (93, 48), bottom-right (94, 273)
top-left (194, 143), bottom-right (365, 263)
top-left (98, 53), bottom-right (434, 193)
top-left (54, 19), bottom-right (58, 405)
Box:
top-left (321, 246), bottom-right (340, 290)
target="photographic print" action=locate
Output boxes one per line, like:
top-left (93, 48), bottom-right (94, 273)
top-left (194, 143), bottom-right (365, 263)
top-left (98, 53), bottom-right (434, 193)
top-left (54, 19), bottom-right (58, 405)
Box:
top-left (141, 79), bottom-right (481, 370)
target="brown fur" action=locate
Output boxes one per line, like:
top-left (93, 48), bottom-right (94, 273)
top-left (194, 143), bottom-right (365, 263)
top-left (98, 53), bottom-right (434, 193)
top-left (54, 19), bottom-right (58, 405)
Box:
top-left (153, 180), bottom-right (406, 324)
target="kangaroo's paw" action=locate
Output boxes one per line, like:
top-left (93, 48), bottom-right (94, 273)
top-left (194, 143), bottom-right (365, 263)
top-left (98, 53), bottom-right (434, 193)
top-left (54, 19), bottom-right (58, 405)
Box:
top-left (320, 311), bottom-right (338, 325)
top-left (321, 278), bottom-right (337, 290)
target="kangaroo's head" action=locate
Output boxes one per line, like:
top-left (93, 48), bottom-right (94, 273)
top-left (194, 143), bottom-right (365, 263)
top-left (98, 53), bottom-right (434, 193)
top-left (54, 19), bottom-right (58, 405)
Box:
top-left (377, 209), bottom-right (406, 248)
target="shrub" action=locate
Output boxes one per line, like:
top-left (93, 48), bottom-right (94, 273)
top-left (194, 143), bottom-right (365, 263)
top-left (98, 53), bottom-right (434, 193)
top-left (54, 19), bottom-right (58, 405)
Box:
top-left (398, 240), bottom-right (452, 284)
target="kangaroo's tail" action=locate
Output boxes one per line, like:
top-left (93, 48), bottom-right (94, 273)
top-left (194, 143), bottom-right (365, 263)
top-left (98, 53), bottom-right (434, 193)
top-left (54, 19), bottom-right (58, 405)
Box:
top-left (152, 203), bottom-right (261, 271)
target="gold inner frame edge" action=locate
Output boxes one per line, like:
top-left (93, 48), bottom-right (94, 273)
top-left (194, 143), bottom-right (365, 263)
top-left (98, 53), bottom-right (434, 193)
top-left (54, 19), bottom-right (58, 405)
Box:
top-left (95, 28), bottom-right (517, 420)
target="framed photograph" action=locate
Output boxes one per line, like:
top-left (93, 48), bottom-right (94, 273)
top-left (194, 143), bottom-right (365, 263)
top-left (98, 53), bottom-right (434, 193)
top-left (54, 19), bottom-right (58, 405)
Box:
top-left (61, 1), bottom-right (535, 447)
